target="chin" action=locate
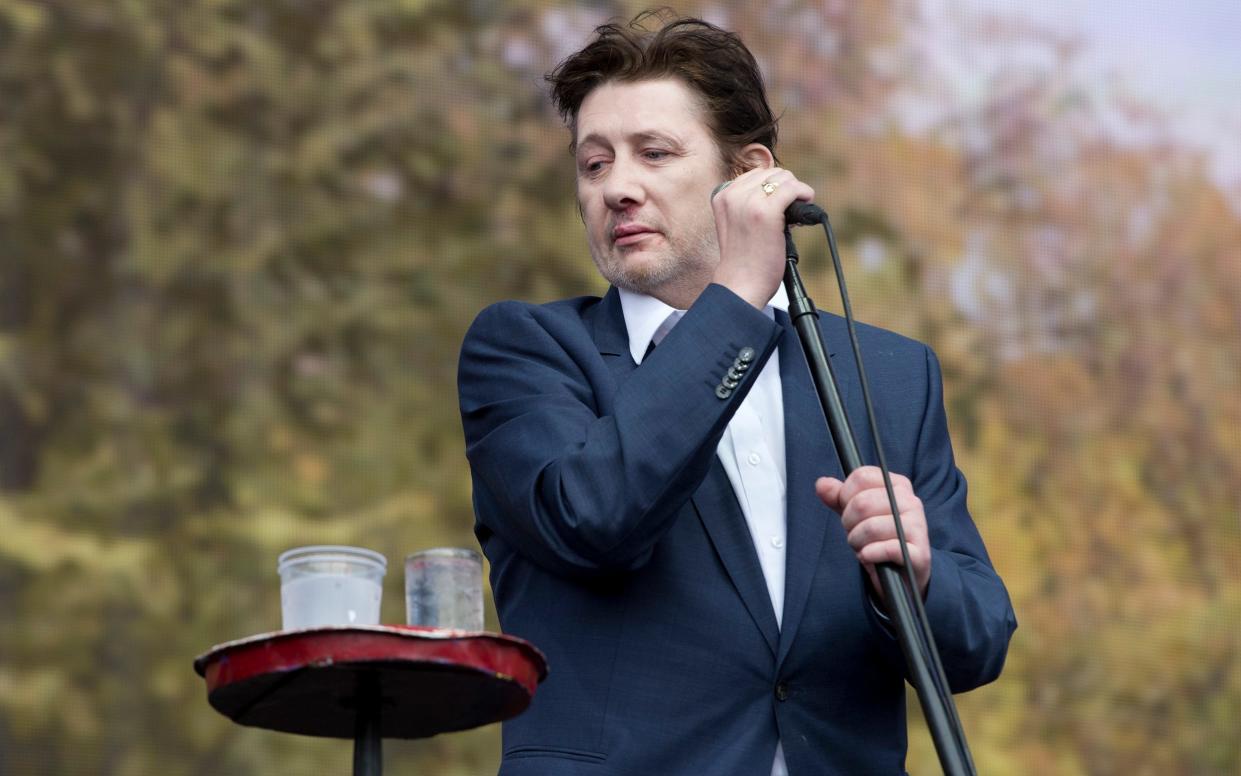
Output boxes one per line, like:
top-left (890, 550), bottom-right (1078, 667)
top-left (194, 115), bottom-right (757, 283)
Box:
top-left (597, 250), bottom-right (681, 295)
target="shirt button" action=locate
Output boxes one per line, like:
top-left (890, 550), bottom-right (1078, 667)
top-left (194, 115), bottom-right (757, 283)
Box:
top-left (771, 536), bottom-right (784, 549)
top-left (747, 452), bottom-right (761, 466)
top-left (774, 681), bottom-right (790, 702)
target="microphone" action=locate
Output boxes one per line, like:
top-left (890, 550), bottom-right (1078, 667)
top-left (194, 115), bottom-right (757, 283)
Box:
top-left (711, 181), bottom-right (827, 226)
top-left (785, 200), bottom-right (826, 226)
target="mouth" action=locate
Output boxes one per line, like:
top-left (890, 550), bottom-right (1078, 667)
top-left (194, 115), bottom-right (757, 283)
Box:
top-left (612, 223), bottom-right (659, 247)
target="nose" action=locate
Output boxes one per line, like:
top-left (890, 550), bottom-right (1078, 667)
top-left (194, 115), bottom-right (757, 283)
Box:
top-left (601, 155), bottom-right (645, 212)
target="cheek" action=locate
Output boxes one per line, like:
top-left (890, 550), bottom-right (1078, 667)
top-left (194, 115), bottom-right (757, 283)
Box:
top-left (671, 185), bottom-right (718, 229)
top-left (576, 195), bottom-right (604, 234)
top-left (670, 172), bottom-right (718, 216)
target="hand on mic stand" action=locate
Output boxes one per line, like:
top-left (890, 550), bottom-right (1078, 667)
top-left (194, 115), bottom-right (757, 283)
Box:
top-left (816, 468), bottom-right (932, 603)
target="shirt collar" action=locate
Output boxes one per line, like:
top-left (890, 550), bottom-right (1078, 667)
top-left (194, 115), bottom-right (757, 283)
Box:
top-left (618, 284), bottom-right (789, 365)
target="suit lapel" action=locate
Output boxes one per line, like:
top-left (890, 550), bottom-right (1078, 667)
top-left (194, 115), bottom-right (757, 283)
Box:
top-left (776, 310), bottom-right (845, 668)
top-left (691, 460), bottom-right (781, 657)
top-left (589, 287), bottom-right (641, 384)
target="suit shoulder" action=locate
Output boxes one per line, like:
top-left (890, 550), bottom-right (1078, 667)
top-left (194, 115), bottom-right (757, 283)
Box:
top-left (466, 291), bottom-right (598, 325)
top-left (819, 312), bottom-right (933, 361)
top-left (463, 295), bottom-right (604, 348)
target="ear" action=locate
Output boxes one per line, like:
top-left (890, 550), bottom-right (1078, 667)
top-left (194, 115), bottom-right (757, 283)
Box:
top-left (733, 143), bottom-right (775, 174)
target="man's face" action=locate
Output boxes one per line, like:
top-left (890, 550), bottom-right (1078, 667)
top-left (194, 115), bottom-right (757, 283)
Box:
top-left (573, 78), bottom-right (729, 305)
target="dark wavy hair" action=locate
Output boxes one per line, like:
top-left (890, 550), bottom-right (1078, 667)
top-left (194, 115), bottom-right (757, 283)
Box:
top-left (546, 10), bottom-right (779, 174)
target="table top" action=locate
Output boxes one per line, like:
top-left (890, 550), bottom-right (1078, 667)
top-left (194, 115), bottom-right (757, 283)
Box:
top-left (194, 626), bottom-right (548, 740)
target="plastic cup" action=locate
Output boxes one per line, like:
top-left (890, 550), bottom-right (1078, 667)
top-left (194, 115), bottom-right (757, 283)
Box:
top-left (277, 546), bottom-right (387, 630)
top-left (404, 548), bottom-right (484, 631)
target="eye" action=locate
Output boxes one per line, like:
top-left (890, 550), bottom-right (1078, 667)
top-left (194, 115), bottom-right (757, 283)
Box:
top-left (579, 158), bottom-right (608, 177)
top-left (643, 149), bottom-right (671, 161)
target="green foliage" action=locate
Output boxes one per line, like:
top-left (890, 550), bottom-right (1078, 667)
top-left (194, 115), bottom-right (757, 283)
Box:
top-left (0, 1), bottom-right (1237, 774)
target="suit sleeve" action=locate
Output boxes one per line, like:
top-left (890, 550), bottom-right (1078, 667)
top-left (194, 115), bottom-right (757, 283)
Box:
top-left (911, 345), bottom-right (1018, 691)
top-left (459, 284), bottom-right (782, 579)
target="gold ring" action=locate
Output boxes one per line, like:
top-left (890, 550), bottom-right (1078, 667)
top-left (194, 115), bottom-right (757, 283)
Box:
top-left (761, 180), bottom-right (779, 196)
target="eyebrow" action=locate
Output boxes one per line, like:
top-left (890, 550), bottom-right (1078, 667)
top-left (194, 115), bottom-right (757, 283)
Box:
top-left (573, 130), bottom-right (684, 156)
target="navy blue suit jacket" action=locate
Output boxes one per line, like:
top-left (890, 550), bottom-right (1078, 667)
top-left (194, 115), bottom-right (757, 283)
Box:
top-left (459, 283), bottom-right (1016, 775)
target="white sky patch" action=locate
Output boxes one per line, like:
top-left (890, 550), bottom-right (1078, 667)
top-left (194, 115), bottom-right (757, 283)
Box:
top-left (913, 0), bottom-right (1241, 198)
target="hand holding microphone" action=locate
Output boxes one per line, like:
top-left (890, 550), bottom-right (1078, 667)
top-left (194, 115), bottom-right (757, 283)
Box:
top-left (712, 180), bottom-right (826, 226)
top-left (709, 166), bottom-right (819, 309)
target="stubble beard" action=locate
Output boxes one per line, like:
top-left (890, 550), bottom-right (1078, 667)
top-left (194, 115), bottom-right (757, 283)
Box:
top-left (591, 223), bottom-right (719, 302)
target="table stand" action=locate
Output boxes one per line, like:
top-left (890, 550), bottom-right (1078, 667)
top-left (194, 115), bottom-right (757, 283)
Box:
top-left (353, 671), bottom-right (381, 776)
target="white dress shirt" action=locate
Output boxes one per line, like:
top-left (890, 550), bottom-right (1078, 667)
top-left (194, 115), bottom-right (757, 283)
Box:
top-left (618, 285), bottom-right (791, 776)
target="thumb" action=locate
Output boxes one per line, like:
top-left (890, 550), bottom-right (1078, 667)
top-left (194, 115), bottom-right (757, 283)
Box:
top-left (815, 476), bottom-right (844, 512)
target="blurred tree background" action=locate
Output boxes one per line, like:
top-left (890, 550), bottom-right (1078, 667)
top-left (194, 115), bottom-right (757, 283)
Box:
top-left (0, 0), bottom-right (1237, 774)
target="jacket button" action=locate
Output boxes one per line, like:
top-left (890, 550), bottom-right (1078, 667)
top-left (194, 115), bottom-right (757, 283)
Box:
top-left (738, 346), bottom-right (756, 364)
top-left (774, 681), bottom-right (790, 702)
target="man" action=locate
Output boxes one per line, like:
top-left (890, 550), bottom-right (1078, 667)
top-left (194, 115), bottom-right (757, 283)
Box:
top-left (458, 13), bottom-right (1016, 775)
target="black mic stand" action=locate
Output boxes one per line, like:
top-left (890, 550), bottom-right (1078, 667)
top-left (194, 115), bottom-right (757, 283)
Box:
top-left (782, 224), bottom-right (976, 776)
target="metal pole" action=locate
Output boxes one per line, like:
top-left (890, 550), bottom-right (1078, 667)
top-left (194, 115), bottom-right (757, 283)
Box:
top-left (783, 227), bottom-right (975, 775)
top-left (352, 674), bottom-right (382, 776)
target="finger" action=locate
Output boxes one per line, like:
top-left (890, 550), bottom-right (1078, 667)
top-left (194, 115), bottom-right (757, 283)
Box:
top-left (839, 487), bottom-right (897, 529)
top-left (855, 537), bottom-right (928, 569)
top-left (722, 167), bottom-right (805, 202)
top-left (751, 169), bottom-right (814, 206)
top-left (845, 466), bottom-right (912, 499)
top-left (714, 168), bottom-right (816, 223)
top-left (839, 488), bottom-right (922, 533)
top-left (846, 507), bottom-right (928, 550)
top-left (720, 164), bottom-right (782, 194)
top-left (857, 540), bottom-right (932, 595)
top-left (712, 169), bottom-right (788, 220)
top-left (847, 512), bottom-right (898, 552)
top-left (815, 476), bottom-right (844, 512)
top-left (837, 466), bottom-right (912, 508)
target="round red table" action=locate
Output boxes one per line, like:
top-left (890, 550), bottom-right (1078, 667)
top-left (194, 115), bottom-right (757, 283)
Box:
top-left (194, 626), bottom-right (547, 775)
